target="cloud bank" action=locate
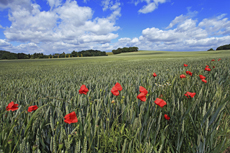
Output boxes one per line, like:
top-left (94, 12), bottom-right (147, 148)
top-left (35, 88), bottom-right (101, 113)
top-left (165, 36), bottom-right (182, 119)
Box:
top-left (0, 0), bottom-right (229, 54)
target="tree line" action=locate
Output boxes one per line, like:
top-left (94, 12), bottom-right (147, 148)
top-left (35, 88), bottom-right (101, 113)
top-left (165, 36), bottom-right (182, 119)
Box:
top-left (112, 47), bottom-right (138, 54)
top-left (0, 47), bottom-right (139, 60)
top-left (0, 49), bottom-right (108, 60)
top-left (207, 44), bottom-right (230, 51)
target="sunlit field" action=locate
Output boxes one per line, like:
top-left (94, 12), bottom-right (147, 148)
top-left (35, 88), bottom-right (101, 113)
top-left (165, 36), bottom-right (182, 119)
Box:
top-left (0, 50), bottom-right (230, 153)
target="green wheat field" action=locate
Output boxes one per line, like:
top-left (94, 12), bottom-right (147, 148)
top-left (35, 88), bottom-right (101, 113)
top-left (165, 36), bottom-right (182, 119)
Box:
top-left (0, 50), bottom-right (230, 153)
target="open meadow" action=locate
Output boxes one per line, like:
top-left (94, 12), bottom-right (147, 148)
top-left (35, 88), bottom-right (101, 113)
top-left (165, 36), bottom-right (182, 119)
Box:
top-left (0, 50), bottom-right (230, 153)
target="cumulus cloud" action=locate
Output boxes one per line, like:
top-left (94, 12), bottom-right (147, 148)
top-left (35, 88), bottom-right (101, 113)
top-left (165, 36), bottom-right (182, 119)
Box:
top-left (198, 14), bottom-right (230, 36)
top-left (0, 39), bottom-right (11, 47)
top-left (1, 0), bottom-right (230, 53)
top-left (46, 0), bottom-right (62, 10)
top-left (2, 0), bottom-right (121, 54)
top-left (0, 0), bottom-right (33, 12)
top-left (113, 12), bottom-right (230, 51)
top-left (166, 7), bottom-right (198, 29)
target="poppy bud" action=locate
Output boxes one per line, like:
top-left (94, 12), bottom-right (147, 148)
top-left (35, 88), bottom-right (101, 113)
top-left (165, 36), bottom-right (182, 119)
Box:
top-left (107, 118), bottom-right (109, 122)
top-left (59, 143), bottom-right (63, 150)
top-left (57, 121), bottom-right (59, 125)
top-left (68, 134), bottom-right (72, 139)
top-left (8, 139), bottom-right (13, 144)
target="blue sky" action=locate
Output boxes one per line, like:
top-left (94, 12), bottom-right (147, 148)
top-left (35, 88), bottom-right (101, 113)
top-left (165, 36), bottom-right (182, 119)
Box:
top-left (0, 0), bottom-right (230, 55)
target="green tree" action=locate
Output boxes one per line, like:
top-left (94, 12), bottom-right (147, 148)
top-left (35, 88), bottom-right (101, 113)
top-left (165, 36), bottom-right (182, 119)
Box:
top-left (216, 44), bottom-right (230, 50)
top-left (207, 48), bottom-right (214, 51)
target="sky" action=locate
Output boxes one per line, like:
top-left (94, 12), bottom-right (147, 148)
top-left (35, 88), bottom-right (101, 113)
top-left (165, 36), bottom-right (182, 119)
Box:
top-left (0, 0), bottom-right (230, 55)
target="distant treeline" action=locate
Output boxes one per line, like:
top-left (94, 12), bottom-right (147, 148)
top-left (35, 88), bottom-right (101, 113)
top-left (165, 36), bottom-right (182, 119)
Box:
top-left (208, 44), bottom-right (230, 51)
top-left (112, 47), bottom-right (138, 54)
top-left (0, 47), bottom-right (139, 60)
top-left (0, 49), bottom-right (108, 60)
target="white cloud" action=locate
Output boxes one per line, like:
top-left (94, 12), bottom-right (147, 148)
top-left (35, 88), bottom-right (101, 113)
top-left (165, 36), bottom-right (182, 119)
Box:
top-left (118, 37), bottom-right (131, 42)
top-left (2, 0), bottom-right (121, 54)
top-left (142, 27), bottom-right (183, 42)
top-left (101, 0), bottom-right (112, 11)
top-left (198, 14), bottom-right (230, 36)
top-left (80, 33), bottom-right (118, 43)
top-left (55, 1), bottom-right (93, 27)
top-left (0, 39), bottom-right (11, 47)
top-left (138, 2), bottom-right (156, 14)
top-left (175, 19), bottom-right (208, 39)
top-left (166, 14), bottom-right (188, 29)
top-left (184, 36), bottom-right (230, 48)
top-left (113, 12), bottom-right (230, 51)
top-left (84, 18), bottom-right (120, 35)
top-left (0, 0), bottom-right (33, 12)
top-left (134, 0), bottom-right (167, 14)
top-left (131, 37), bottom-right (139, 43)
top-left (107, 3), bottom-right (121, 22)
top-left (1, 1), bottom-right (230, 53)
top-left (166, 8), bottom-right (198, 29)
top-left (83, 0), bottom-right (89, 3)
top-left (46, 0), bottom-right (62, 10)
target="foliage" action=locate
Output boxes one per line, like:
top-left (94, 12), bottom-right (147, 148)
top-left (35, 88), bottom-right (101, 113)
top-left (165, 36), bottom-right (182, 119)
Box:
top-left (112, 47), bottom-right (138, 54)
top-left (216, 44), bottom-right (230, 50)
top-left (207, 48), bottom-right (214, 51)
top-left (0, 49), bottom-right (108, 60)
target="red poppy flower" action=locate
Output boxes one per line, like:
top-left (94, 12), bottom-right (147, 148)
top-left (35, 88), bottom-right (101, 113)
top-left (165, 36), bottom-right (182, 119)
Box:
top-left (199, 75), bottom-right (206, 80)
top-left (184, 64), bottom-right (188, 67)
top-left (111, 86), bottom-right (119, 96)
top-left (137, 92), bottom-right (147, 102)
top-left (164, 114), bottom-right (170, 120)
top-left (115, 82), bottom-right (122, 91)
top-left (211, 59), bottom-right (215, 61)
top-left (213, 66), bottom-right (215, 68)
top-left (184, 92), bottom-right (196, 98)
top-left (205, 65), bottom-right (209, 68)
top-left (79, 85), bottom-right (89, 95)
top-left (154, 98), bottom-right (167, 108)
top-left (202, 79), bottom-right (207, 83)
top-left (6, 101), bottom-right (19, 111)
top-left (111, 82), bottom-right (122, 96)
top-left (64, 111), bottom-right (78, 124)
top-left (186, 71), bottom-right (192, 76)
top-left (204, 67), bottom-right (211, 71)
top-left (152, 73), bottom-right (157, 77)
top-left (180, 74), bottom-right (186, 78)
top-left (28, 105), bottom-right (38, 112)
top-left (218, 58), bottom-right (221, 61)
top-left (139, 86), bottom-right (148, 95)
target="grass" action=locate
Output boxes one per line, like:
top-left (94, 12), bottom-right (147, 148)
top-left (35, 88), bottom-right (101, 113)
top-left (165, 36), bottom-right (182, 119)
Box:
top-left (0, 50), bottom-right (230, 152)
